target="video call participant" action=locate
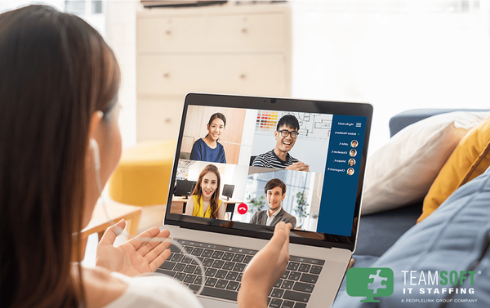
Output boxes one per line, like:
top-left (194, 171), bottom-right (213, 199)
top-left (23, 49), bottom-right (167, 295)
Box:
top-left (252, 114), bottom-right (310, 171)
top-left (250, 179), bottom-right (297, 229)
top-left (190, 113), bottom-right (227, 163)
top-left (184, 164), bottom-right (226, 219)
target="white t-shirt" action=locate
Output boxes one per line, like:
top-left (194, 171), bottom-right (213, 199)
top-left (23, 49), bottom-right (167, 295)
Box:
top-left (266, 207), bottom-right (281, 226)
top-left (104, 272), bottom-right (203, 308)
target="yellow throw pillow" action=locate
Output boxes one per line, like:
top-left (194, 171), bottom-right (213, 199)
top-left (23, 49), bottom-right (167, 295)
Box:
top-left (418, 116), bottom-right (490, 222)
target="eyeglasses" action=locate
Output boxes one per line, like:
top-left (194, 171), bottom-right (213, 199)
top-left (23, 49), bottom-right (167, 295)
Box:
top-left (277, 129), bottom-right (299, 139)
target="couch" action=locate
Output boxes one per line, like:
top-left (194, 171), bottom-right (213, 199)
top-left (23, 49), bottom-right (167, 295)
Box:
top-left (354, 108), bottom-right (490, 264)
top-left (334, 108), bottom-right (490, 307)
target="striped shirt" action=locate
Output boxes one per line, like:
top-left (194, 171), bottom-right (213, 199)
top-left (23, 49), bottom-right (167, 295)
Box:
top-left (252, 150), bottom-right (299, 169)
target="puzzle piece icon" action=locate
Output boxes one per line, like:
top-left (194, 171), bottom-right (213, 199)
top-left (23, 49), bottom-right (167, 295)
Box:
top-left (367, 270), bottom-right (388, 294)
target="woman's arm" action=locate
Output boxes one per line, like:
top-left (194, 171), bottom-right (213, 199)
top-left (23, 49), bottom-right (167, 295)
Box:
top-left (189, 140), bottom-right (201, 161)
top-left (219, 144), bottom-right (226, 164)
top-left (184, 197), bottom-right (195, 216)
top-left (238, 222), bottom-right (291, 308)
top-left (217, 200), bottom-right (226, 220)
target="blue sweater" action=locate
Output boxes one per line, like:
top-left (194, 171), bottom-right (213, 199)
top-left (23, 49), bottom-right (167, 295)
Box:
top-left (190, 138), bottom-right (226, 164)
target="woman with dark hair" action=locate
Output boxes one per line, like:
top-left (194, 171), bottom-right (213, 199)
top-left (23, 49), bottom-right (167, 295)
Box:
top-left (190, 113), bottom-right (227, 163)
top-left (0, 5), bottom-right (291, 308)
top-left (184, 164), bottom-right (226, 219)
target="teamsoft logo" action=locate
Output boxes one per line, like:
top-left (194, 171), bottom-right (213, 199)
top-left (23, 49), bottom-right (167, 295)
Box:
top-left (346, 268), bottom-right (394, 302)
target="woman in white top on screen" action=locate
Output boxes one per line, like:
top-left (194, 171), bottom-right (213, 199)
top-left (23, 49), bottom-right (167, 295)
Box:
top-left (0, 5), bottom-right (291, 308)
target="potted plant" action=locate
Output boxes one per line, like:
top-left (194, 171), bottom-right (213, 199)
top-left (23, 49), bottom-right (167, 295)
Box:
top-left (247, 194), bottom-right (265, 215)
top-left (294, 191), bottom-right (309, 228)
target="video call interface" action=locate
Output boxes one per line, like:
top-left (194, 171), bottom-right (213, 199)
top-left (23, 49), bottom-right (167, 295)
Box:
top-left (168, 105), bottom-right (367, 237)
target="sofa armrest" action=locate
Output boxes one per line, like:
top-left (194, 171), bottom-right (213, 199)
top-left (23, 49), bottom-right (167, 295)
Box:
top-left (389, 108), bottom-right (490, 137)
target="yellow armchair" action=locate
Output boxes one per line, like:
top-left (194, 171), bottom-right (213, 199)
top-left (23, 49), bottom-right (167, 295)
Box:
top-left (109, 140), bottom-right (176, 206)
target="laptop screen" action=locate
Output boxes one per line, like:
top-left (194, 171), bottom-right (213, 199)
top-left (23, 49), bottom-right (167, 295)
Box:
top-left (165, 94), bottom-right (372, 250)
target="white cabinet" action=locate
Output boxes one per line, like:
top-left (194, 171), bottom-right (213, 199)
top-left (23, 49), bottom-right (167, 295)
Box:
top-left (136, 3), bottom-right (291, 142)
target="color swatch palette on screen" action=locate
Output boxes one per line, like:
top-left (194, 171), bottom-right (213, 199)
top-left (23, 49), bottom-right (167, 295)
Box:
top-left (256, 111), bottom-right (278, 132)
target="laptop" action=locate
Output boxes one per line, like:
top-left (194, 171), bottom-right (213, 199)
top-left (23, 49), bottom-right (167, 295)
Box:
top-left (159, 93), bottom-right (373, 308)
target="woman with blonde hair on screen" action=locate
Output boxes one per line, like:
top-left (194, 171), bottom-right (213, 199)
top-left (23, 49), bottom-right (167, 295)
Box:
top-left (0, 5), bottom-right (290, 308)
top-left (184, 164), bottom-right (226, 219)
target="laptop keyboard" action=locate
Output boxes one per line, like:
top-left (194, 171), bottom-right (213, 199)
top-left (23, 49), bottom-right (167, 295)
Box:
top-left (157, 239), bottom-right (325, 308)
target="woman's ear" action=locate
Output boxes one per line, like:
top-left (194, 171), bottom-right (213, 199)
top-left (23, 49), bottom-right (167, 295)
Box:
top-left (88, 111), bottom-right (104, 143)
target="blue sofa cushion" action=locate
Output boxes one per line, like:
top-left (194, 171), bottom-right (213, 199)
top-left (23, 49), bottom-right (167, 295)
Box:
top-left (334, 166), bottom-right (490, 307)
top-left (355, 201), bottom-right (422, 257)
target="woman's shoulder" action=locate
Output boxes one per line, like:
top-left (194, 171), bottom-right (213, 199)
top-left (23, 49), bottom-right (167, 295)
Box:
top-left (192, 138), bottom-right (204, 147)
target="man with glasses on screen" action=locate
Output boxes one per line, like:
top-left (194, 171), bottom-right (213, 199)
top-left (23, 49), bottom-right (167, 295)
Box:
top-left (252, 114), bottom-right (310, 171)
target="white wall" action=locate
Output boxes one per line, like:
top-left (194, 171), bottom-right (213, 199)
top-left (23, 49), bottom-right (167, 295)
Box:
top-left (0, 0), bottom-right (64, 12)
top-left (291, 0), bottom-right (490, 155)
top-left (238, 109), bottom-right (258, 165)
top-left (106, 0), bottom-right (490, 156)
top-left (4, 1), bottom-right (490, 156)
top-left (105, 0), bottom-right (141, 149)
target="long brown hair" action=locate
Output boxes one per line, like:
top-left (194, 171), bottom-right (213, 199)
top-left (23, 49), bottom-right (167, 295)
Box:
top-left (192, 164), bottom-right (221, 219)
top-left (0, 5), bottom-right (120, 308)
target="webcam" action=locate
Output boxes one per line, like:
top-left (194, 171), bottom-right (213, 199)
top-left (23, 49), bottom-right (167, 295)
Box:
top-left (270, 98), bottom-right (276, 104)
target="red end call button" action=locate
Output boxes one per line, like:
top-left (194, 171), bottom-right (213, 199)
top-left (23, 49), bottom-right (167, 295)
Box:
top-left (237, 203), bottom-right (248, 215)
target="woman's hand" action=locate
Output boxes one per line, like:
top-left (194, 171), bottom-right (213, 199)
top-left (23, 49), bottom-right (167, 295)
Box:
top-left (95, 220), bottom-right (172, 276)
top-left (238, 222), bottom-right (292, 308)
